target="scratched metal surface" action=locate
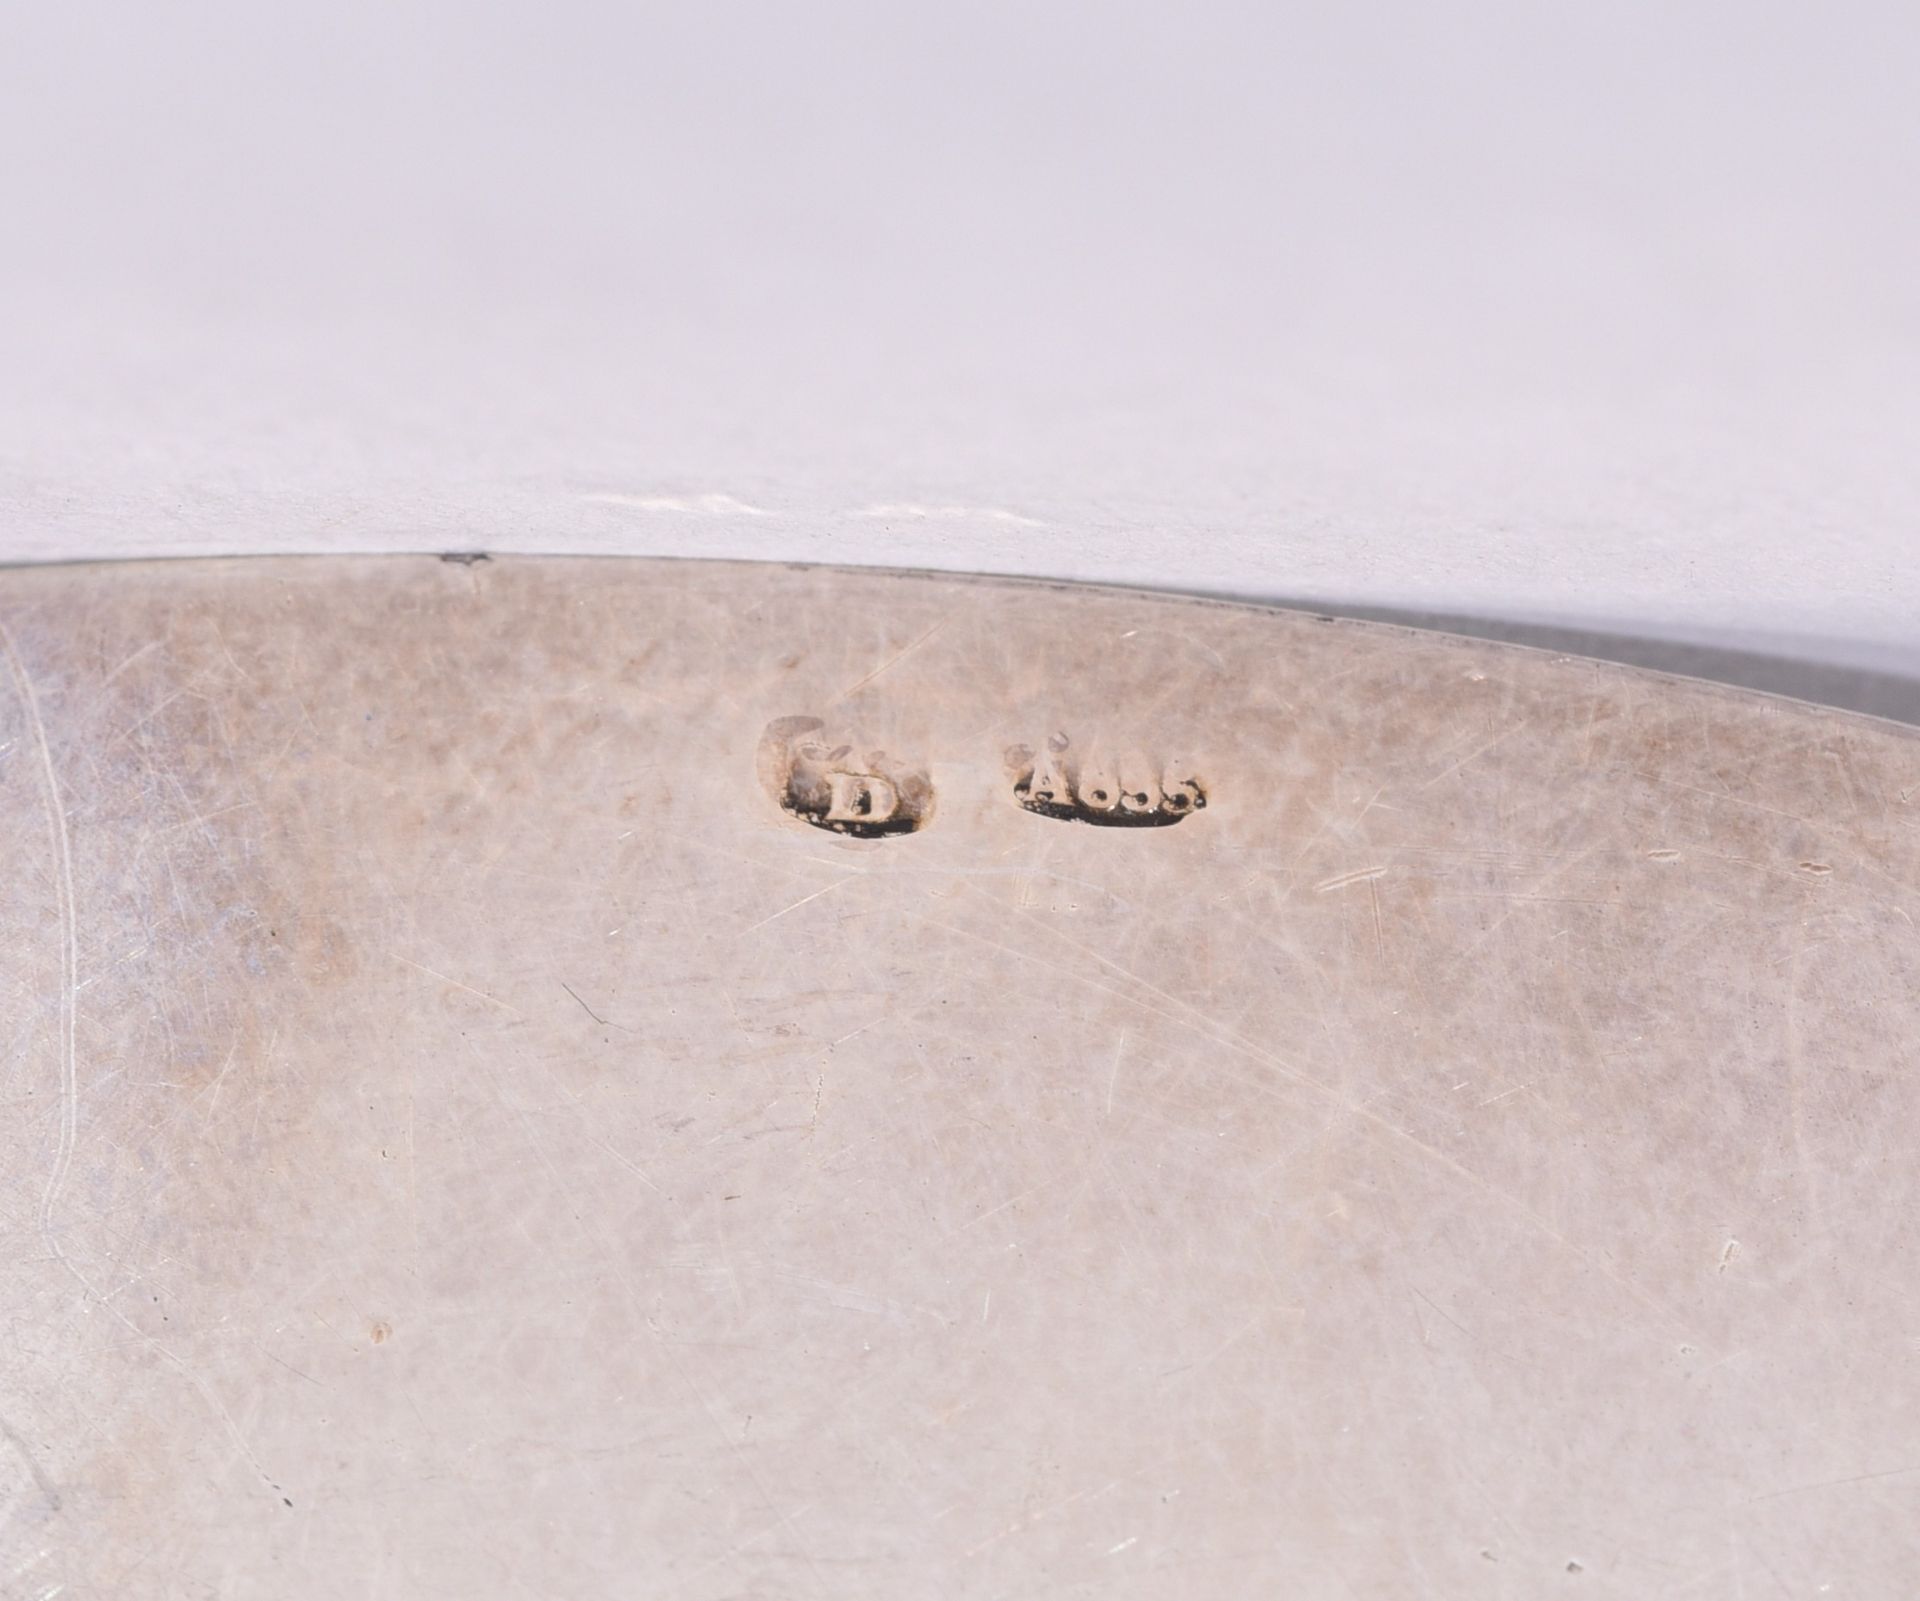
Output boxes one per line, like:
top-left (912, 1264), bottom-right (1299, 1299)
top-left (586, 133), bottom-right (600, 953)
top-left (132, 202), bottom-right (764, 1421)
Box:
top-left (2, 556), bottom-right (1917, 1599)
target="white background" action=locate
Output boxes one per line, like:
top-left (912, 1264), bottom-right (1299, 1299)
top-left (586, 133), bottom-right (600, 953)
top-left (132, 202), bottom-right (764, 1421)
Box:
top-left (3, 3), bottom-right (1915, 711)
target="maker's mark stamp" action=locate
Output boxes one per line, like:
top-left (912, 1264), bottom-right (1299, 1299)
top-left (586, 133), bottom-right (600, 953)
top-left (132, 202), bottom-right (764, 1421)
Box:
top-left (1005, 733), bottom-right (1205, 827)
top-left (758, 716), bottom-right (934, 838)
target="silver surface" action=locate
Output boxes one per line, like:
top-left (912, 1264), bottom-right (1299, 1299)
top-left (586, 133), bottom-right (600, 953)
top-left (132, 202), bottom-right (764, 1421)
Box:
top-left (3, 557), bottom-right (1918, 1597)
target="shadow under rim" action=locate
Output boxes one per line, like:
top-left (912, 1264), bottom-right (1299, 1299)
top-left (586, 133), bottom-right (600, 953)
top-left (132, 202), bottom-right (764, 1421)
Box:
top-left (1250, 600), bottom-right (1920, 731)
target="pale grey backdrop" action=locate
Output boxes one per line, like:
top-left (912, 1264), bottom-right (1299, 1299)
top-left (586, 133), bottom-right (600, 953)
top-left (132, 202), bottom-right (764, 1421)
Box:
top-left (3, 2), bottom-right (1916, 714)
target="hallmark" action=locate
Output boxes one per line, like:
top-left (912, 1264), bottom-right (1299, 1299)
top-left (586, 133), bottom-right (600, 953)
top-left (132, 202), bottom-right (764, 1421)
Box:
top-left (1004, 734), bottom-right (1205, 827)
top-left (758, 716), bottom-right (934, 838)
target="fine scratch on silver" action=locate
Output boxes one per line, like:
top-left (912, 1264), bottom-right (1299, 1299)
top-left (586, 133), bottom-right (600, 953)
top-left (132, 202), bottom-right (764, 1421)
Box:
top-left (2, 625), bottom-right (80, 1274)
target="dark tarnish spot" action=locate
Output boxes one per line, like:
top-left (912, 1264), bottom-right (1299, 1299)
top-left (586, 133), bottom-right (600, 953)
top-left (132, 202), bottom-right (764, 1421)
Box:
top-left (757, 716), bottom-right (933, 838)
top-left (369, 1320), bottom-right (392, 1345)
top-left (439, 551), bottom-right (490, 566)
top-left (1004, 732), bottom-right (1205, 828)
